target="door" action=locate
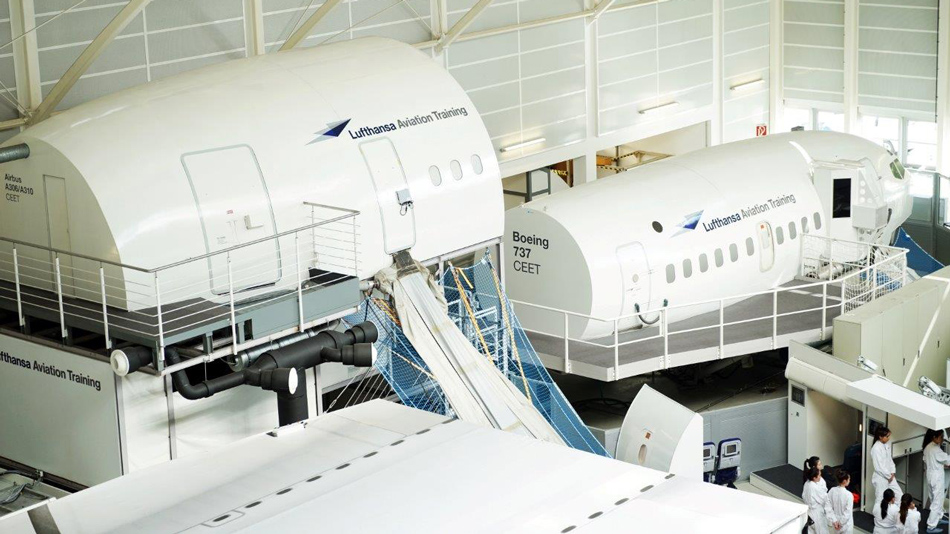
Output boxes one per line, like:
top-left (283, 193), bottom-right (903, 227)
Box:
top-left (360, 138), bottom-right (416, 254)
top-left (616, 242), bottom-right (651, 316)
top-left (44, 175), bottom-right (74, 296)
top-left (757, 221), bottom-right (775, 272)
top-left (183, 145), bottom-right (280, 294)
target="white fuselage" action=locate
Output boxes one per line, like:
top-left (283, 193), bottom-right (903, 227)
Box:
top-left (505, 132), bottom-right (911, 340)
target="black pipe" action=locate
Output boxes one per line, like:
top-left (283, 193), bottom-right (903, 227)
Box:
top-left (0, 143), bottom-right (28, 164)
top-left (277, 368), bottom-right (308, 426)
top-left (164, 322), bottom-right (378, 421)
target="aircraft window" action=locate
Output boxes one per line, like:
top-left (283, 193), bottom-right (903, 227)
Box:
top-left (814, 212), bottom-right (822, 230)
top-left (652, 221), bottom-right (663, 233)
top-left (729, 244), bottom-right (739, 262)
top-left (801, 217), bottom-right (809, 233)
top-left (699, 253), bottom-right (709, 272)
top-left (776, 226), bottom-right (785, 245)
top-left (472, 154), bottom-right (484, 175)
top-left (789, 221), bottom-right (797, 240)
top-left (745, 237), bottom-right (754, 256)
top-left (450, 160), bottom-right (463, 180)
top-left (429, 165), bottom-right (442, 186)
top-left (833, 178), bottom-right (851, 218)
top-left (666, 264), bottom-right (675, 284)
top-left (715, 249), bottom-right (724, 267)
top-left (890, 159), bottom-right (905, 180)
top-left (683, 259), bottom-right (693, 278)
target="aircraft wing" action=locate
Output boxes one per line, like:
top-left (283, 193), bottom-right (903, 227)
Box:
top-left (1, 400), bottom-right (805, 533)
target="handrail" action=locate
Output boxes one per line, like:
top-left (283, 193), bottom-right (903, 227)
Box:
top-left (511, 240), bottom-right (908, 379)
top-left (0, 204), bottom-right (360, 274)
top-left (510, 247), bottom-right (906, 324)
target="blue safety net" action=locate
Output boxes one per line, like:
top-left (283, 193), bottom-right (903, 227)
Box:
top-left (895, 228), bottom-right (943, 277)
top-left (343, 256), bottom-right (609, 457)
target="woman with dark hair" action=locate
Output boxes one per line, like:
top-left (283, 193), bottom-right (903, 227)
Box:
top-left (923, 430), bottom-right (950, 533)
top-left (824, 470), bottom-right (853, 533)
top-left (803, 466), bottom-right (829, 534)
top-left (898, 493), bottom-right (920, 534)
top-left (873, 489), bottom-right (899, 534)
top-left (804, 456), bottom-right (828, 491)
top-left (871, 426), bottom-right (902, 515)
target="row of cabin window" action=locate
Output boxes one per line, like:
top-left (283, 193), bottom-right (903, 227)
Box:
top-left (429, 154), bottom-right (484, 186)
top-left (665, 212), bottom-right (823, 284)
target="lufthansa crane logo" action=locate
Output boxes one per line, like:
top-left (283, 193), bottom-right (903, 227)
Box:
top-left (308, 119), bottom-right (351, 144)
top-left (673, 210), bottom-right (704, 237)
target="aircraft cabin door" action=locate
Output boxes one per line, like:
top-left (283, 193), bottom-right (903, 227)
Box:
top-left (183, 145), bottom-right (281, 294)
top-left (616, 242), bottom-right (651, 316)
top-left (757, 221), bottom-right (774, 272)
top-left (360, 138), bottom-right (416, 254)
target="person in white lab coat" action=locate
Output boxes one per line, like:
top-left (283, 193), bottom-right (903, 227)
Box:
top-left (874, 489), bottom-right (900, 534)
top-left (899, 493), bottom-right (921, 534)
top-left (923, 429), bottom-right (950, 533)
top-left (804, 456), bottom-right (828, 492)
top-left (803, 466), bottom-right (830, 534)
top-left (872, 426), bottom-right (902, 513)
top-left (824, 470), bottom-right (854, 534)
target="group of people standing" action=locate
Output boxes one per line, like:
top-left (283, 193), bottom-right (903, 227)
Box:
top-left (802, 426), bottom-right (950, 534)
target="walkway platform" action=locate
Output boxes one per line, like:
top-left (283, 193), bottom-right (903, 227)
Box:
top-left (525, 280), bottom-right (841, 382)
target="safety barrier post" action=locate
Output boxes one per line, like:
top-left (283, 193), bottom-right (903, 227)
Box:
top-left (871, 264), bottom-right (878, 301)
top-left (227, 252), bottom-right (237, 355)
top-left (771, 290), bottom-right (777, 349)
top-left (613, 318), bottom-right (619, 379)
top-left (12, 246), bottom-right (23, 328)
top-left (662, 308), bottom-right (669, 368)
top-left (718, 300), bottom-right (724, 358)
top-left (100, 265), bottom-right (111, 350)
top-left (155, 272), bottom-right (165, 369)
top-left (295, 232), bottom-right (304, 330)
top-left (821, 283), bottom-right (827, 341)
top-left (351, 215), bottom-right (358, 276)
top-left (562, 312), bottom-right (570, 374)
top-left (54, 256), bottom-right (66, 340)
top-left (840, 272), bottom-right (848, 316)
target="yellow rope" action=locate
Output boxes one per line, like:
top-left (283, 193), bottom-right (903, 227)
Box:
top-left (372, 297), bottom-right (400, 326)
top-left (393, 351), bottom-right (435, 380)
top-left (449, 263), bottom-right (493, 362)
top-left (488, 264), bottom-right (531, 402)
top-left (457, 266), bottom-right (474, 290)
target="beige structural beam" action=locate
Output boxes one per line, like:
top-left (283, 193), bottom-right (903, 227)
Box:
top-left (244, 0), bottom-right (266, 56)
top-left (435, 0), bottom-right (495, 54)
top-left (30, 0), bottom-right (153, 125)
top-left (591, 0), bottom-right (616, 20)
top-left (279, 0), bottom-right (344, 51)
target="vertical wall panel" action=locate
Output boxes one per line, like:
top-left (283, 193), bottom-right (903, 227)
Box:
top-left (262, 0), bottom-right (433, 52)
top-left (722, 0), bottom-right (769, 142)
top-left (597, 0), bottom-right (714, 136)
top-left (857, 0), bottom-right (937, 117)
top-left (447, 1), bottom-right (587, 160)
top-left (783, 0), bottom-right (845, 105)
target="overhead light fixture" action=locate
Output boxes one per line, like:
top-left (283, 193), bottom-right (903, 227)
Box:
top-left (730, 78), bottom-right (765, 92)
top-left (639, 102), bottom-right (679, 115)
top-left (500, 137), bottom-right (546, 152)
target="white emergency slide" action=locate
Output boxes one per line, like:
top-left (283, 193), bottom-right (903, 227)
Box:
top-left (0, 401), bottom-right (806, 533)
top-left (615, 385), bottom-right (703, 479)
top-left (392, 270), bottom-right (563, 443)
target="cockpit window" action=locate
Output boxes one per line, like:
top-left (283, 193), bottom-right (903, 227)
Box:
top-left (890, 159), bottom-right (906, 180)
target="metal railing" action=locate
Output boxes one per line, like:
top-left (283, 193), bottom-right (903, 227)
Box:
top-left (0, 203), bottom-right (360, 370)
top-left (510, 236), bottom-right (909, 378)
